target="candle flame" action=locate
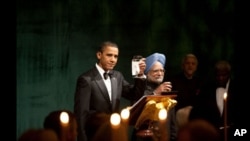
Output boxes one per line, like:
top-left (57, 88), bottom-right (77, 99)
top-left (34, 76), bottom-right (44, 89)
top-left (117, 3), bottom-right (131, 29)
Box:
top-left (110, 113), bottom-right (121, 126)
top-left (223, 92), bottom-right (227, 100)
top-left (120, 108), bottom-right (130, 120)
top-left (158, 108), bottom-right (167, 120)
top-left (60, 112), bottom-right (69, 124)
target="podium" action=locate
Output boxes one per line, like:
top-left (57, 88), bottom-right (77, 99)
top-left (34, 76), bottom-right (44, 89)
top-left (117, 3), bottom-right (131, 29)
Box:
top-left (129, 93), bottom-right (177, 126)
top-left (128, 92), bottom-right (177, 139)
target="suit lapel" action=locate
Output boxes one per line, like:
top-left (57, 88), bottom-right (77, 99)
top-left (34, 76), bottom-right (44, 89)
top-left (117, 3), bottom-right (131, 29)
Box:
top-left (110, 75), bottom-right (118, 111)
top-left (94, 70), bottom-right (112, 104)
top-left (213, 90), bottom-right (223, 117)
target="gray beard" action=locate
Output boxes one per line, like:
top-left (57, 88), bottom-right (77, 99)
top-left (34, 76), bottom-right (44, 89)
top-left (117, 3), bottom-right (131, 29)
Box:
top-left (148, 76), bottom-right (163, 84)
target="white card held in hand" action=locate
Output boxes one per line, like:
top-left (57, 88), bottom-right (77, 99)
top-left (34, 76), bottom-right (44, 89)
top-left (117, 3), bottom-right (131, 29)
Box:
top-left (132, 60), bottom-right (140, 76)
top-left (131, 55), bottom-right (143, 77)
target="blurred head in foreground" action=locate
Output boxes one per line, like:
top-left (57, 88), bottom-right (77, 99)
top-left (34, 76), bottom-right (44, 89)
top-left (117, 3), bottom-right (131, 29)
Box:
top-left (177, 119), bottom-right (220, 141)
top-left (18, 128), bottom-right (59, 141)
top-left (43, 110), bottom-right (78, 141)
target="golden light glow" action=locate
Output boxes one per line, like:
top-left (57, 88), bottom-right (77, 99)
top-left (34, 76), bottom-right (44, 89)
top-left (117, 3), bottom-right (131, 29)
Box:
top-left (223, 92), bottom-right (227, 100)
top-left (156, 102), bottom-right (164, 109)
top-left (146, 100), bottom-right (156, 106)
top-left (120, 108), bottom-right (130, 120)
top-left (110, 113), bottom-right (121, 126)
top-left (158, 108), bottom-right (167, 120)
top-left (60, 112), bottom-right (69, 124)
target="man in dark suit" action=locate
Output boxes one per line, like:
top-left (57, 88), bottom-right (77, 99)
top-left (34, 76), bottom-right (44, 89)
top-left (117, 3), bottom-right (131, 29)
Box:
top-left (74, 41), bottom-right (146, 141)
top-left (189, 60), bottom-right (240, 141)
top-left (167, 54), bottom-right (202, 128)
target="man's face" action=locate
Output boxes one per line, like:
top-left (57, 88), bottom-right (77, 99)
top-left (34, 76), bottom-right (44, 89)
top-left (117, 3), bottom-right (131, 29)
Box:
top-left (216, 70), bottom-right (230, 87)
top-left (147, 61), bottom-right (165, 84)
top-left (182, 57), bottom-right (197, 77)
top-left (97, 46), bottom-right (119, 71)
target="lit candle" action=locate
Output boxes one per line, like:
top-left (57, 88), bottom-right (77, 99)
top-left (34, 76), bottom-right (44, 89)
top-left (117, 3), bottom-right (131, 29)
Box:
top-left (158, 108), bottom-right (168, 141)
top-left (120, 108), bottom-right (130, 140)
top-left (60, 111), bottom-right (69, 141)
top-left (110, 113), bottom-right (128, 141)
top-left (110, 113), bottom-right (121, 141)
top-left (120, 107), bottom-right (130, 123)
top-left (158, 108), bottom-right (167, 120)
top-left (223, 92), bottom-right (228, 141)
top-left (110, 113), bottom-right (121, 129)
top-left (121, 107), bottom-right (130, 127)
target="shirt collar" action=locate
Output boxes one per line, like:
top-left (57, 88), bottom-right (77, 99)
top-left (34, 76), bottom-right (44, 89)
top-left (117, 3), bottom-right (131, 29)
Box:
top-left (96, 63), bottom-right (105, 77)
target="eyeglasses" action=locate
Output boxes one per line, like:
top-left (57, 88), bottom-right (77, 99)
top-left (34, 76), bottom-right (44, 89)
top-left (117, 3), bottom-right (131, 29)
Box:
top-left (150, 69), bottom-right (165, 73)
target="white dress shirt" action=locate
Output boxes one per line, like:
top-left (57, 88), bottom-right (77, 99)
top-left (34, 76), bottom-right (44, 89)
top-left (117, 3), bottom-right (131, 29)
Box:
top-left (216, 80), bottom-right (230, 116)
top-left (96, 64), bottom-right (112, 101)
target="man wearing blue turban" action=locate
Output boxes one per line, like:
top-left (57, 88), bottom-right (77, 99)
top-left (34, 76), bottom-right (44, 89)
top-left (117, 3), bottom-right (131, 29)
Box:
top-left (144, 53), bottom-right (166, 74)
top-left (131, 52), bottom-right (177, 141)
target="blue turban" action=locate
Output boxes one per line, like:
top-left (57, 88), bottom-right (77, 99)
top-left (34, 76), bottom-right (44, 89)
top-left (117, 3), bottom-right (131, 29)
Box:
top-left (144, 53), bottom-right (166, 74)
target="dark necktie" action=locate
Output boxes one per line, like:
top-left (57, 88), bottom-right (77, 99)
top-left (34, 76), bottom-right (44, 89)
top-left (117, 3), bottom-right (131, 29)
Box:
top-left (103, 72), bottom-right (109, 80)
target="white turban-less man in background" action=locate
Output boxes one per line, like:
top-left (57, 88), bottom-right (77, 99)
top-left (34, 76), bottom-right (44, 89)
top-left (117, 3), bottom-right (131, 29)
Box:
top-left (131, 53), bottom-right (178, 141)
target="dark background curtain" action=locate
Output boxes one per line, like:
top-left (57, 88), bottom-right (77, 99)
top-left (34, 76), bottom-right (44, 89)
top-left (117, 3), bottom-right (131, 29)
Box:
top-left (17, 0), bottom-right (238, 139)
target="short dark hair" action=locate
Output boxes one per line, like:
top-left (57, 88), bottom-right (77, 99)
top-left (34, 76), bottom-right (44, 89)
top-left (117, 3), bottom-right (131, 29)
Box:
top-left (98, 41), bottom-right (118, 52)
top-left (215, 60), bottom-right (231, 72)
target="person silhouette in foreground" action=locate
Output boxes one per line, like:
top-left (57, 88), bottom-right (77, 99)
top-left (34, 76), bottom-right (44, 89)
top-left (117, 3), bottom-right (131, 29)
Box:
top-left (177, 119), bottom-right (220, 141)
top-left (18, 128), bottom-right (59, 141)
top-left (43, 110), bottom-right (78, 141)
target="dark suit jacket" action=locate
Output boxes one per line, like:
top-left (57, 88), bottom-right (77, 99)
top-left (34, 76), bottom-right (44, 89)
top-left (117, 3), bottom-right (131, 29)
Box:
top-left (74, 66), bottom-right (144, 141)
top-left (168, 73), bottom-right (202, 111)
